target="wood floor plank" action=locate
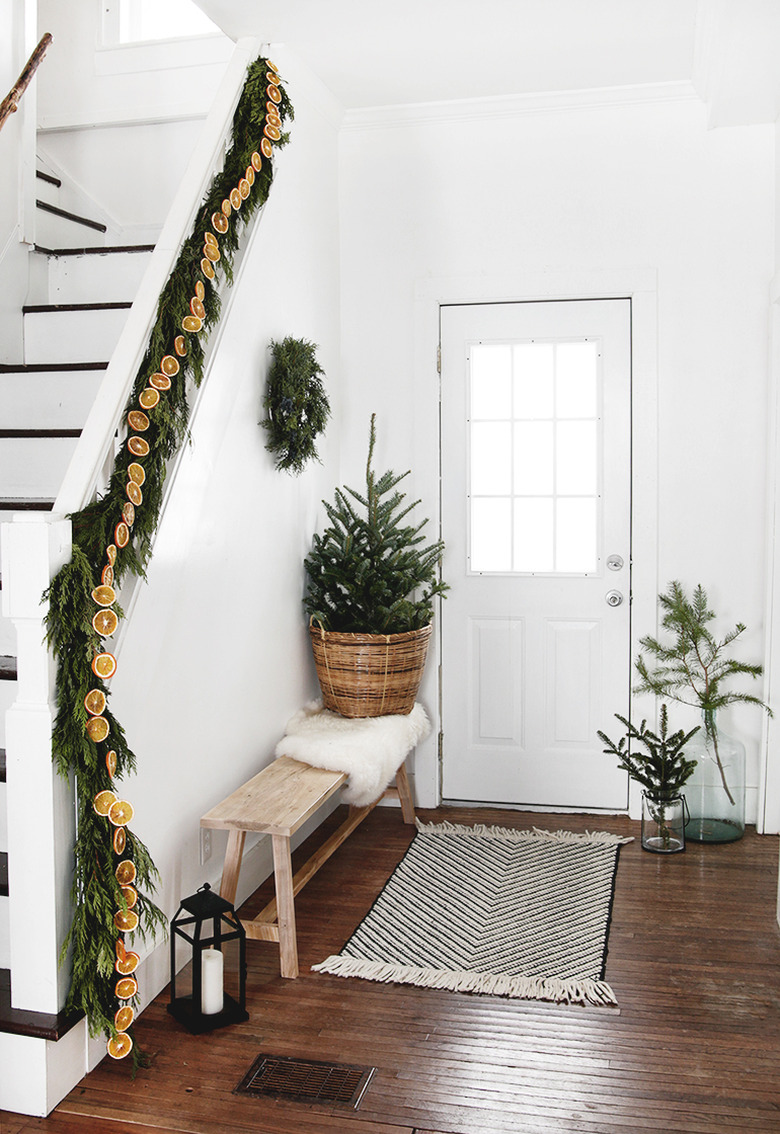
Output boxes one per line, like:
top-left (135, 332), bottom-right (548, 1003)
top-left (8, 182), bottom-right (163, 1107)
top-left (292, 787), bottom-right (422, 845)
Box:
top-left (2, 805), bottom-right (779, 1134)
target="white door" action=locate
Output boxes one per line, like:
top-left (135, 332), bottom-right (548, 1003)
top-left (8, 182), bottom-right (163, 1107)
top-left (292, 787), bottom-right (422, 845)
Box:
top-left (440, 299), bottom-right (631, 810)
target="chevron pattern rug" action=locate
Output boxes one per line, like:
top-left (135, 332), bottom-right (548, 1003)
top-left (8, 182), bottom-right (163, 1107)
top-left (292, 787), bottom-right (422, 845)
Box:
top-left (313, 820), bottom-right (631, 1007)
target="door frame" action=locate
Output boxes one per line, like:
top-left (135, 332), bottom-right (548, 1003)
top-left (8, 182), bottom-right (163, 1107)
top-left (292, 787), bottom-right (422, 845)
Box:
top-left (411, 268), bottom-right (659, 815)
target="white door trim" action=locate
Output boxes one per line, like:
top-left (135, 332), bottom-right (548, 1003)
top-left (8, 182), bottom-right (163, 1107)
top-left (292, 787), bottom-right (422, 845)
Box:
top-left (412, 269), bottom-right (658, 813)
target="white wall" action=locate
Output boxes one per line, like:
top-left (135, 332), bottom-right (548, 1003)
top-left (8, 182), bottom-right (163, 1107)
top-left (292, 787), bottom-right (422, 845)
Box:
top-left (339, 89), bottom-right (775, 816)
top-left (105, 48), bottom-right (342, 989)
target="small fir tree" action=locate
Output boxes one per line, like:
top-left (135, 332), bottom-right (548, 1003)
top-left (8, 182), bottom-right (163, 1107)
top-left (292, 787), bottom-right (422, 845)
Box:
top-left (597, 705), bottom-right (699, 803)
top-left (304, 414), bottom-right (447, 633)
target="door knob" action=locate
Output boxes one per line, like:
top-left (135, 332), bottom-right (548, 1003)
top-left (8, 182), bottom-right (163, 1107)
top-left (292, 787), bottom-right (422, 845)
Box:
top-left (605, 590), bottom-right (624, 607)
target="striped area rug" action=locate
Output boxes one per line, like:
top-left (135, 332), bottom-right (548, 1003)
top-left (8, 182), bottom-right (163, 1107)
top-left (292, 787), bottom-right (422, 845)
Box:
top-left (313, 820), bottom-right (632, 1007)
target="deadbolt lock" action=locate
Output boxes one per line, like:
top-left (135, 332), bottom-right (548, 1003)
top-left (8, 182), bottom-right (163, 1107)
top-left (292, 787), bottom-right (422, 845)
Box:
top-left (607, 554), bottom-right (624, 571)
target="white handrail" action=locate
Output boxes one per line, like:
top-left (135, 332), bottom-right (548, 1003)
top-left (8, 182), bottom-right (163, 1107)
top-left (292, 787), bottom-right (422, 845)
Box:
top-left (55, 34), bottom-right (264, 517)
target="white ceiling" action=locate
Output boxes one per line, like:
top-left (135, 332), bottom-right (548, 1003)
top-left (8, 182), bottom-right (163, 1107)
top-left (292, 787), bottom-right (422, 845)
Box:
top-left (198, 0), bottom-right (700, 110)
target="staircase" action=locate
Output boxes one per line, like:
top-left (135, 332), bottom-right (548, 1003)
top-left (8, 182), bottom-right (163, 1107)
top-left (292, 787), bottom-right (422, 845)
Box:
top-left (0, 167), bottom-right (155, 1037)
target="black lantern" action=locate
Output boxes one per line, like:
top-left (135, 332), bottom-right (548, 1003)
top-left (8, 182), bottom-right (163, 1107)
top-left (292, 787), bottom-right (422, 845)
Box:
top-left (168, 883), bottom-right (248, 1034)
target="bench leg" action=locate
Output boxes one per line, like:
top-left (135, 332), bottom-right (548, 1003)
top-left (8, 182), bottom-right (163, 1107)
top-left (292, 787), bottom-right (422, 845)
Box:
top-left (395, 761), bottom-right (416, 825)
top-left (272, 833), bottom-right (299, 979)
top-left (219, 828), bottom-right (246, 905)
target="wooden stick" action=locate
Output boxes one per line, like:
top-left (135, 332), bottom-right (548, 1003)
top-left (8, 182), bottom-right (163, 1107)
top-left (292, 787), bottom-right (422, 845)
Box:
top-left (0, 33), bottom-right (53, 133)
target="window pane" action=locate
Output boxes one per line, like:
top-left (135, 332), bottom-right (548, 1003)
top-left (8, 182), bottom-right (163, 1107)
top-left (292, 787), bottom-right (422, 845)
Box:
top-left (471, 344), bottom-right (511, 420)
top-left (514, 343), bottom-right (553, 417)
top-left (556, 498), bottom-right (597, 572)
top-left (471, 498), bottom-right (512, 572)
top-left (556, 341), bottom-right (598, 418)
top-left (471, 422), bottom-right (511, 494)
top-left (514, 499), bottom-right (554, 572)
top-left (514, 421), bottom-right (553, 495)
top-left (556, 421), bottom-right (597, 495)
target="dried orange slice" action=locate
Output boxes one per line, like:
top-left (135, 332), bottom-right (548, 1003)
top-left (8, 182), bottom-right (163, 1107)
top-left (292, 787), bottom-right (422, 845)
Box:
top-left (109, 799), bottom-right (134, 827)
top-left (204, 244), bottom-right (220, 263)
top-left (245, 165), bottom-right (255, 185)
top-left (115, 860), bottom-right (136, 885)
top-left (267, 83), bottom-right (281, 103)
top-left (150, 371), bottom-right (172, 390)
top-left (94, 789), bottom-right (117, 816)
top-left (173, 336), bottom-right (187, 357)
top-left (92, 584), bottom-right (116, 607)
top-left (190, 296), bottom-right (205, 320)
top-left (113, 826), bottom-right (126, 854)
top-left (182, 315), bottom-right (202, 333)
top-left (239, 177), bottom-right (250, 199)
top-left (122, 502), bottom-right (135, 528)
top-left (86, 716), bottom-right (109, 743)
top-left (204, 230), bottom-right (217, 248)
top-left (84, 688), bottom-right (107, 716)
top-left (115, 975), bottom-right (138, 1000)
top-left (127, 409), bottom-right (149, 432)
top-left (107, 1032), bottom-right (133, 1060)
top-left (128, 462), bottom-right (146, 485)
top-left (101, 564), bottom-right (114, 588)
top-left (195, 280), bottom-right (205, 301)
top-left (116, 949), bottom-right (140, 975)
top-left (251, 151), bottom-right (262, 171)
top-left (201, 257), bottom-right (215, 279)
top-left (127, 436), bottom-right (149, 458)
top-left (264, 123), bottom-right (281, 142)
top-left (92, 652), bottom-right (117, 680)
top-left (106, 543), bottom-right (117, 566)
top-left (114, 521), bottom-right (129, 549)
top-left (93, 608), bottom-right (119, 637)
top-left (260, 137), bottom-right (273, 160)
top-left (126, 481), bottom-right (142, 507)
top-left (116, 937), bottom-right (127, 962)
top-left (161, 355), bottom-right (179, 376)
top-left (211, 211), bottom-right (228, 234)
top-left (106, 749), bottom-right (117, 777)
top-left (139, 387), bottom-right (159, 410)
top-left (265, 102), bottom-right (280, 120)
top-left (229, 187), bottom-right (241, 210)
top-left (114, 1004), bottom-right (135, 1032)
top-left (113, 909), bottom-right (138, 934)
top-left (221, 198), bottom-right (232, 217)
top-left (121, 885), bottom-right (138, 909)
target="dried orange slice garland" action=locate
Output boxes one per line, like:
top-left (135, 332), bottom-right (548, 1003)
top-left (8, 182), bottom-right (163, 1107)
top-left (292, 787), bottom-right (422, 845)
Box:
top-left (43, 57), bottom-right (290, 1065)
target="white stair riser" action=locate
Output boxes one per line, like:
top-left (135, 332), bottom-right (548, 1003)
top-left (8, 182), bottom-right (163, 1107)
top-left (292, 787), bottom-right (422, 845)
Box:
top-left (0, 371), bottom-right (105, 428)
top-left (47, 250), bottom-right (152, 305)
top-left (0, 617), bottom-right (15, 657)
top-left (34, 205), bottom-right (108, 251)
top-left (0, 898), bottom-right (8, 971)
top-left (0, 681), bottom-right (15, 745)
top-left (24, 307), bottom-right (130, 365)
top-left (0, 437), bottom-right (79, 495)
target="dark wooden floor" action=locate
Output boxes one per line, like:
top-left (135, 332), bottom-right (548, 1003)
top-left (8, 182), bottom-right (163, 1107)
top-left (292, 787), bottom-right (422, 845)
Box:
top-left (4, 804), bottom-right (780, 1134)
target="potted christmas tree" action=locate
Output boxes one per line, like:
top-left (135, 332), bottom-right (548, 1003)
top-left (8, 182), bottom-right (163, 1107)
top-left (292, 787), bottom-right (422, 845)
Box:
top-left (303, 414), bottom-right (447, 717)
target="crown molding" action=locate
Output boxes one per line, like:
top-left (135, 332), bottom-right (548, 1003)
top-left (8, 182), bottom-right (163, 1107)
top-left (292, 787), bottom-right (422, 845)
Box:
top-left (342, 80), bottom-right (700, 131)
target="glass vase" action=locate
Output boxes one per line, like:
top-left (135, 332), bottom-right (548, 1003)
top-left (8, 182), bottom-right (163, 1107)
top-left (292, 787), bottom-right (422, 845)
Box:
top-left (683, 714), bottom-right (745, 843)
top-left (641, 792), bottom-right (686, 854)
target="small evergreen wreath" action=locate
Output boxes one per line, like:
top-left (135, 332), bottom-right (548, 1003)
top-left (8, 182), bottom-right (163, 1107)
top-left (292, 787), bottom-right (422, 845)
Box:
top-left (262, 337), bottom-right (330, 474)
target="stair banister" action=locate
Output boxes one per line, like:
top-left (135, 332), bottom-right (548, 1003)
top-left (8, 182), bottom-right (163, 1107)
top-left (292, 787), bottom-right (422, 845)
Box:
top-left (0, 32), bottom-right (52, 132)
top-left (55, 34), bottom-right (264, 518)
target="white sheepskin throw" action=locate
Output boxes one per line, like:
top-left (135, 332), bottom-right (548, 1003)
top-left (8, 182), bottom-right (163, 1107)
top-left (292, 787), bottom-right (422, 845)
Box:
top-left (275, 700), bottom-right (430, 806)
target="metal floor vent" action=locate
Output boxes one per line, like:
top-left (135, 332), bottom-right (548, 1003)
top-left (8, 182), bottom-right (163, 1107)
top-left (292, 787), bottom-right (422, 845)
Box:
top-left (234, 1052), bottom-right (376, 1109)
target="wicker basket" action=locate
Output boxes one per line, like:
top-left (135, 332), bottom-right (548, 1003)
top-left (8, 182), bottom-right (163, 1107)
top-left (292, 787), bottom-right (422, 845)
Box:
top-left (309, 621), bottom-right (432, 718)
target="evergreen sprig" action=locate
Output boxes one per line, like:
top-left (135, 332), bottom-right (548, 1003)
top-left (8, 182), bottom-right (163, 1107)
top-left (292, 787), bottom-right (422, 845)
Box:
top-left (262, 337), bottom-right (330, 473)
top-left (304, 414), bottom-right (448, 633)
top-left (597, 705), bottom-right (699, 802)
top-left (41, 55), bottom-right (292, 1055)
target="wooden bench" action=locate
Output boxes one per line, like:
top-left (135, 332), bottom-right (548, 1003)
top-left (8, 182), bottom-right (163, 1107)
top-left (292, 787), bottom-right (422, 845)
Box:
top-left (201, 755), bottom-right (415, 978)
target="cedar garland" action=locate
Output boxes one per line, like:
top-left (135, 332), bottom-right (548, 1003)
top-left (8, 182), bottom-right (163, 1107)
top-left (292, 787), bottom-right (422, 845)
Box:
top-left (43, 56), bottom-right (293, 1064)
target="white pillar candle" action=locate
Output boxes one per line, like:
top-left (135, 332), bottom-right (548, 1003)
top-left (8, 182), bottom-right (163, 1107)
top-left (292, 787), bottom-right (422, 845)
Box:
top-left (201, 948), bottom-right (224, 1015)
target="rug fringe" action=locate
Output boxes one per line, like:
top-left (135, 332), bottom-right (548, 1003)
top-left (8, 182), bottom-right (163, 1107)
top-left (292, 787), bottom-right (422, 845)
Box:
top-left (311, 956), bottom-right (619, 1007)
top-left (414, 818), bottom-right (633, 847)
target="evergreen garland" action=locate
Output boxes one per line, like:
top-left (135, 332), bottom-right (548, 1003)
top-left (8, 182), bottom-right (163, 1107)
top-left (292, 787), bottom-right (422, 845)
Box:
top-left (303, 414), bottom-right (448, 633)
top-left (262, 336), bottom-right (330, 474)
top-left (42, 56), bottom-right (293, 1065)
